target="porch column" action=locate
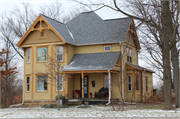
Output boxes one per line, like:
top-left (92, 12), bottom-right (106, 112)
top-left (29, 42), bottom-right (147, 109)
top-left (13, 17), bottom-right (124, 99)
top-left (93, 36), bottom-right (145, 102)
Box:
top-left (108, 70), bottom-right (111, 98)
top-left (63, 73), bottom-right (65, 97)
top-left (81, 72), bottom-right (84, 98)
top-left (106, 70), bottom-right (111, 105)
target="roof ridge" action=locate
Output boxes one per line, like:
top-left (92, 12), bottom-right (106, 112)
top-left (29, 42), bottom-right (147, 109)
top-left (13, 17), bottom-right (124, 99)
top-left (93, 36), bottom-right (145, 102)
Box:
top-left (104, 17), bottom-right (131, 21)
top-left (40, 13), bottom-right (64, 24)
top-left (66, 11), bottom-right (103, 25)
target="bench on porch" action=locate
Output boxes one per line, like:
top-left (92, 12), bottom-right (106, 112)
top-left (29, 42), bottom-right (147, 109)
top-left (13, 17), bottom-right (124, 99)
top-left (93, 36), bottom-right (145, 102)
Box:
top-left (94, 87), bottom-right (109, 99)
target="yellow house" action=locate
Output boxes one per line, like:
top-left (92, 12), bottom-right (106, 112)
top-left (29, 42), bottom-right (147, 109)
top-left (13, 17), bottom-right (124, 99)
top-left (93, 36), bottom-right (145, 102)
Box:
top-left (17, 12), bottom-right (154, 104)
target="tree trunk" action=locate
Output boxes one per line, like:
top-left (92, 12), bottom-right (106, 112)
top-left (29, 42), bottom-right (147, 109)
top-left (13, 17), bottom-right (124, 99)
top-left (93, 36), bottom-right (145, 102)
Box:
top-left (162, 1), bottom-right (173, 110)
top-left (58, 76), bottom-right (60, 110)
top-left (171, 42), bottom-right (179, 108)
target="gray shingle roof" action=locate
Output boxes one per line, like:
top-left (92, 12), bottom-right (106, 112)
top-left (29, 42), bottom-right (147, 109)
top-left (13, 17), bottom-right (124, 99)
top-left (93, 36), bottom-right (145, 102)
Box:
top-left (41, 14), bottom-right (75, 44)
top-left (41, 12), bottom-right (132, 46)
top-left (66, 12), bottom-right (132, 45)
top-left (61, 52), bottom-right (120, 71)
top-left (127, 63), bottom-right (155, 73)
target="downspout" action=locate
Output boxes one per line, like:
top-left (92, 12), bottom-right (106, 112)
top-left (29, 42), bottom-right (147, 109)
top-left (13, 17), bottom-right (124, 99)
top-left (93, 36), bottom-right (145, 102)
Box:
top-left (119, 42), bottom-right (124, 100)
top-left (106, 69), bottom-right (111, 105)
top-left (22, 61), bottom-right (24, 105)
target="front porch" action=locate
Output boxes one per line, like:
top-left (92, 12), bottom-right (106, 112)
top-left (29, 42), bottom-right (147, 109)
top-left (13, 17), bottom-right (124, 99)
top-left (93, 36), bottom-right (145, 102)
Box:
top-left (61, 51), bottom-right (121, 100)
top-left (65, 70), bottom-right (120, 99)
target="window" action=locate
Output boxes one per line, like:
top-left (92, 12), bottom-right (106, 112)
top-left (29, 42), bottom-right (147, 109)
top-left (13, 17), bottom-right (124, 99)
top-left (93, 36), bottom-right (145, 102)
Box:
top-left (37, 76), bottom-right (47, 91)
top-left (56, 46), bottom-right (63, 61)
top-left (38, 30), bottom-right (46, 39)
top-left (27, 48), bottom-right (30, 63)
top-left (127, 48), bottom-right (132, 63)
top-left (104, 45), bottom-right (111, 51)
top-left (26, 76), bottom-right (30, 92)
top-left (128, 75), bottom-right (132, 91)
top-left (136, 75), bottom-right (139, 91)
top-left (37, 47), bottom-right (47, 62)
top-left (104, 75), bottom-right (109, 88)
top-left (146, 78), bottom-right (148, 92)
top-left (56, 75), bottom-right (63, 91)
top-left (41, 31), bottom-right (44, 37)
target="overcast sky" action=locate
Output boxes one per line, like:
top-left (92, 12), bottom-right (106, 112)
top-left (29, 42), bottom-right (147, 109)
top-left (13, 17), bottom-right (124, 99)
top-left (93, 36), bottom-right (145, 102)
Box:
top-left (0, 0), bottom-right (127, 19)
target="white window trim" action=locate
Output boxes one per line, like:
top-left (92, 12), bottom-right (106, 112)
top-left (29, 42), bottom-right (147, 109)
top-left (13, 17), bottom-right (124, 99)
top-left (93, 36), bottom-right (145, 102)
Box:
top-left (128, 75), bottom-right (132, 91)
top-left (37, 47), bottom-right (48, 62)
top-left (56, 75), bottom-right (63, 91)
top-left (26, 76), bottom-right (30, 92)
top-left (104, 45), bottom-right (111, 51)
top-left (136, 75), bottom-right (139, 91)
top-left (56, 46), bottom-right (63, 61)
top-left (27, 48), bottom-right (30, 63)
top-left (127, 48), bottom-right (132, 63)
top-left (37, 76), bottom-right (47, 91)
top-left (146, 78), bottom-right (148, 92)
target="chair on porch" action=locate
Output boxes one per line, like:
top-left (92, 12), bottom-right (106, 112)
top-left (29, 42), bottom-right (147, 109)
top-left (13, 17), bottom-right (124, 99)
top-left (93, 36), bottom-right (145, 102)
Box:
top-left (94, 87), bottom-right (109, 99)
top-left (73, 90), bottom-right (81, 99)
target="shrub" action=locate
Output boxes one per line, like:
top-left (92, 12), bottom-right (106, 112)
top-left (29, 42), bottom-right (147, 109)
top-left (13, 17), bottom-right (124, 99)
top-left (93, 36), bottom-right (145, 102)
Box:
top-left (42, 104), bottom-right (69, 108)
top-left (77, 105), bottom-right (91, 108)
top-left (81, 97), bottom-right (90, 102)
top-left (55, 93), bottom-right (65, 101)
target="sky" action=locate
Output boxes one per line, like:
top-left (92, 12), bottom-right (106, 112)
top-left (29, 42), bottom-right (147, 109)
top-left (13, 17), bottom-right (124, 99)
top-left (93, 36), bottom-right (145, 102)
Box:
top-left (0, 0), bottom-right (126, 20)
top-left (0, 0), bottom-right (162, 87)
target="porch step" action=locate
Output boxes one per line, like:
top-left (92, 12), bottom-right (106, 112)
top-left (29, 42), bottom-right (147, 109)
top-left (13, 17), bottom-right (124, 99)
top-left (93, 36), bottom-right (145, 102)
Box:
top-left (68, 99), bottom-right (82, 102)
top-left (66, 101), bottom-right (82, 105)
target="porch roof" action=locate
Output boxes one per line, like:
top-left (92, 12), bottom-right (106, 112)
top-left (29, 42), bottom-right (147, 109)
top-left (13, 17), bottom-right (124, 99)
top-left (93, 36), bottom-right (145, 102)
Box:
top-left (61, 52), bottom-right (120, 71)
top-left (126, 63), bottom-right (155, 73)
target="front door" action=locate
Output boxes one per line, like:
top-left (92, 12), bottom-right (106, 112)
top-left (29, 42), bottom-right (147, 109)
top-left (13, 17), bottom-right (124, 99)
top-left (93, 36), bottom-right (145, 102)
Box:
top-left (81, 76), bottom-right (88, 98)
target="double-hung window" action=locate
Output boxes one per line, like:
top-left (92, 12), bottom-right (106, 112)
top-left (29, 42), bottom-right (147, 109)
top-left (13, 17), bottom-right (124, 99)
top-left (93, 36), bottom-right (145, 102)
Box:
top-left (37, 76), bottom-right (47, 91)
top-left (146, 78), bottom-right (148, 92)
top-left (27, 48), bottom-right (30, 63)
top-left (128, 75), bottom-right (132, 91)
top-left (26, 76), bottom-right (30, 92)
top-left (37, 47), bottom-right (47, 62)
top-left (127, 48), bottom-right (132, 63)
top-left (56, 46), bottom-right (63, 61)
top-left (136, 75), bottom-right (139, 91)
top-left (56, 75), bottom-right (63, 91)
top-left (104, 45), bottom-right (111, 52)
top-left (104, 75), bottom-right (109, 89)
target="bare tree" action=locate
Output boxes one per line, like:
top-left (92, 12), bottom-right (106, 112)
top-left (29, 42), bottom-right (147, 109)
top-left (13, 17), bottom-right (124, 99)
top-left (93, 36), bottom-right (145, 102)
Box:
top-left (35, 48), bottom-right (69, 110)
top-left (73, 0), bottom-right (180, 110)
top-left (2, 1), bottom-right (81, 59)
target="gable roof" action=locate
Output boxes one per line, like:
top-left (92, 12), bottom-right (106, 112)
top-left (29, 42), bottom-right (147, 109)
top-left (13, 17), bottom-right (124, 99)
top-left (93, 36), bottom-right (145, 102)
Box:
top-left (41, 14), bottom-right (76, 45)
top-left (61, 52), bottom-right (120, 71)
top-left (17, 11), bottom-right (140, 48)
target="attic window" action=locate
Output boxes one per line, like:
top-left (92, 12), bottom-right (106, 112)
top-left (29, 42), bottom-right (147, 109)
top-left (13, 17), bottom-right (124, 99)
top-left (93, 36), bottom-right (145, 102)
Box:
top-left (104, 45), bottom-right (111, 52)
top-left (38, 30), bottom-right (46, 39)
top-left (41, 31), bottom-right (44, 37)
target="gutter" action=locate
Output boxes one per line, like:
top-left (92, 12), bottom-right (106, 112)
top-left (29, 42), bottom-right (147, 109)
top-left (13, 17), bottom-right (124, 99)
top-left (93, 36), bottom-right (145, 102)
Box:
top-left (119, 41), bottom-right (124, 100)
top-left (106, 69), bottom-right (111, 105)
